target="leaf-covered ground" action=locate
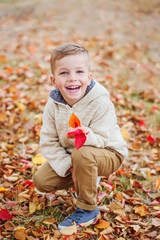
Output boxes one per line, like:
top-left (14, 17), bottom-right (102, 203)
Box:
top-left (0, 0), bottom-right (160, 239)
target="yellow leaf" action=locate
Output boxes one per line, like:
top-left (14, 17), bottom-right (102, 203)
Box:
top-left (29, 202), bottom-right (37, 214)
top-left (32, 154), bottom-right (47, 165)
top-left (135, 206), bottom-right (150, 216)
top-left (155, 178), bottom-right (160, 190)
top-left (153, 206), bottom-right (160, 210)
top-left (147, 170), bottom-right (152, 180)
top-left (95, 219), bottom-right (110, 229)
top-left (14, 226), bottom-right (26, 231)
top-left (16, 103), bottom-right (25, 111)
top-left (117, 238), bottom-right (126, 240)
top-left (0, 187), bottom-right (8, 192)
top-left (36, 202), bottom-right (45, 210)
top-left (121, 128), bottom-right (130, 140)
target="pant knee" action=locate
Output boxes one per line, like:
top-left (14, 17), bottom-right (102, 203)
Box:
top-left (33, 173), bottom-right (48, 193)
top-left (71, 146), bottom-right (95, 168)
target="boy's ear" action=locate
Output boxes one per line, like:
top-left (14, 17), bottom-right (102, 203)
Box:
top-left (88, 72), bottom-right (92, 85)
top-left (50, 75), bottom-right (57, 88)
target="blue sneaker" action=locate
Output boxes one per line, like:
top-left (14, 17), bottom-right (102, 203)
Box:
top-left (58, 207), bottom-right (100, 229)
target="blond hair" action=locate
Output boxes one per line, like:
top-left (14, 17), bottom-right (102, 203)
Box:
top-left (50, 43), bottom-right (90, 74)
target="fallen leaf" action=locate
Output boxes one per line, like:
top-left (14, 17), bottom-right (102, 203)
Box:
top-left (43, 217), bottom-right (56, 225)
top-left (152, 217), bottom-right (160, 227)
top-left (4, 220), bottom-right (15, 230)
top-left (0, 209), bottom-right (13, 220)
top-left (95, 219), bottom-right (110, 229)
top-left (60, 224), bottom-right (77, 235)
top-left (14, 228), bottom-right (27, 240)
top-left (135, 206), bottom-right (150, 216)
top-left (32, 154), bottom-right (47, 165)
top-left (101, 226), bottom-right (114, 234)
top-left (97, 192), bottom-right (108, 202)
top-left (155, 178), bottom-right (160, 190)
top-left (0, 187), bottom-right (8, 192)
top-left (29, 202), bottom-right (36, 214)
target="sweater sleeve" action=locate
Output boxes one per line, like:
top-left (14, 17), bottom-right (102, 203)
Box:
top-left (84, 98), bottom-right (118, 148)
top-left (40, 99), bottom-right (71, 177)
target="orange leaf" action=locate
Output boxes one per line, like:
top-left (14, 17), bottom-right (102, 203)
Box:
top-left (69, 113), bottom-right (81, 128)
top-left (155, 178), bottom-right (160, 190)
top-left (95, 219), bottom-right (110, 229)
top-left (14, 228), bottom-right (27, 240)
top-left (135, 206), bottom-right (150, 216)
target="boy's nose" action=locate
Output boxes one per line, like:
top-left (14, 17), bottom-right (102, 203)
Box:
top-left (69, 72), bottom-right (77, 80)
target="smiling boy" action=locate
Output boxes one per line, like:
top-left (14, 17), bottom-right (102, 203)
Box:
top-left (33, 43), bottom-right (128, 229)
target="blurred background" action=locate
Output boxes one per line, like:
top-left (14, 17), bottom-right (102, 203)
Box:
top-left (1, 0), bottom-right (160, 90)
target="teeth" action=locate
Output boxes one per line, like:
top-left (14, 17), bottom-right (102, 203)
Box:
top-left (67, 86), bottom-right (80, 90)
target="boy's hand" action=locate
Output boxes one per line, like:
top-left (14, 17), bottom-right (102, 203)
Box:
top-left (67, 127), bottom-right (89, 149)
top-left (66, 127), bottom-right (89, 139)
top-left (68, 167), bottom-right (74, 182)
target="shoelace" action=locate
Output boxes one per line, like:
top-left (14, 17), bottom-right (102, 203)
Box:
top-left (69, 209), bottom-right (86, 224)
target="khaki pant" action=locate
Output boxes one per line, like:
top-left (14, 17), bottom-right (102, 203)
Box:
top-left (33, 146), bottom-right (123, 211)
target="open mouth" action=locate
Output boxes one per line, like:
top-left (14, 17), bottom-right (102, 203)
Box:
top-left (66, 86), bottom-right (81, 93)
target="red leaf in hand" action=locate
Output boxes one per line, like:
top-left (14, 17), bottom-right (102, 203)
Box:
top-left (67, 128), bottom-right (82, 136)
top-left (0, 209), bottom-right (13, 220)
top-left (75, 133), bottom-right (87, 149)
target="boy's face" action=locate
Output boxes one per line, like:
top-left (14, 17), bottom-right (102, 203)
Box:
top-left (50, 54), bottom-right (92, 107)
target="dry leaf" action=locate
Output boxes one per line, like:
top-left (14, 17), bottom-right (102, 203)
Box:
top-left (32, 155), bottom-right (47, 165)
top-left (95, 219), bottom-right (110, 229)
top-left (29, 202), bottom-right (36, 214)
top-left (101, 226), bottom-right (114, 234)
top-left (43, 217), bottom-right (56, 225)
top-left (14, 228), bottom-right (27, 240)
top-left (135, 206), bottom-right (150, 216)
top-left (152, 218), bottom-right (160, 227)
top-left (60, 224), bottom-right (77, 235)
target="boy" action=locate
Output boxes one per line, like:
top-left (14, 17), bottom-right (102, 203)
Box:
top-left (33, 43), bottom-right (128, 229)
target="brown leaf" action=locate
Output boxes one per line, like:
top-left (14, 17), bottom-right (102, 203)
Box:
top-left (14, 229), bottom-right (27, 240)
top-left (43, 217), bottom-right (56, 225)
top-left (101, 226), bottom-right (114, 234)
top-left (60, 223), bottom-right (77, 235)
top-left (152, 217), bottom-right (160, 227)
top-left (53, 230), bottom-right (61, 239)
top-left (135, 206), bottom-right (150, 216)
top-left (4, 220), bottom-right (15, 230)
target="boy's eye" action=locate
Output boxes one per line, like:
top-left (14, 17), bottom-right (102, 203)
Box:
top-left (77, 70), bottom-right (83, 73)
top-left (60, 71), bottom-right (68, 75)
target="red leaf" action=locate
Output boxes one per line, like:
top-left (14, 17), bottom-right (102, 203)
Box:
top-left (23, 180), bottom-right (34, 189)
top-left (138, 121), bottom-right (146, 126)
top-left (75, 133), bottom-right (87, 149)
top-left (0, 209), bottom-right (13, 220)
top-left (67, 128), bottom-right (82, 136)
top-left (146, 135), bottom-right (155, 144)
top-left (117, 169), bottom-right (126, 175)
top-left (133, 180), bottom-right (143, 188)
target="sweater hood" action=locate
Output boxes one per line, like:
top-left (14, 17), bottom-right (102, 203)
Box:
top-left (50, 79), bottom-right (110, 106)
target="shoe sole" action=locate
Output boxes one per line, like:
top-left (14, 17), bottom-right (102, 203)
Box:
top-left (58, 213), bottom-right (101, 229)
top-left (79, 213), bottom-right (101, 227)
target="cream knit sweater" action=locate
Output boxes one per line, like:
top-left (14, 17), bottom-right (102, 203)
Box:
top-left (40, 80), bottom-right (128, 177)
